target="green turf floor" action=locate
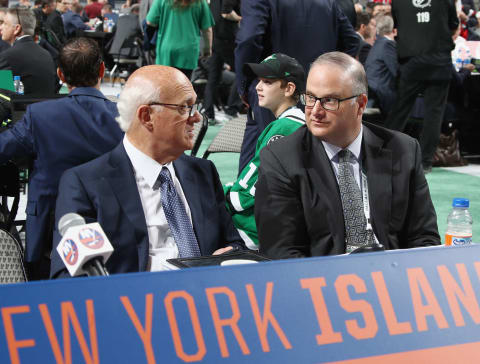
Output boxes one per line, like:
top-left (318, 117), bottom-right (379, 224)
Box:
top-left (192, 123), bottom-right (480, 245)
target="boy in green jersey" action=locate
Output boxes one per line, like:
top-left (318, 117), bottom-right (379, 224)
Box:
top-left (224, 53), bottom-right (306, 249)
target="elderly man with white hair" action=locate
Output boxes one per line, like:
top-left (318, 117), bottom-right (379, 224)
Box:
top-left (50, 65), bottom-right (244, 278)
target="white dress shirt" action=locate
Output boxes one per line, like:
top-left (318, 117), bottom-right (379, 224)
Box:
top-left (123, 136), bottom-right (192, 271)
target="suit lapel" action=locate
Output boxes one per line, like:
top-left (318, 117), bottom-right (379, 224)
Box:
top-left (362, 125), bottom-right (392, 246)
top-left (173, 155), bottom-right (205, 254)
top-left (303, 133), bottom-right (346, 249)
top-left (106, 143), bottom-right (149, 268)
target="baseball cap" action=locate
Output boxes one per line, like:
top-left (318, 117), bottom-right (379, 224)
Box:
top-left (243, 53), bottom-right (306, 92)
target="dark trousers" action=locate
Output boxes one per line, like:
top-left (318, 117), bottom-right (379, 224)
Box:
top-left (204, 39), bottom-right (236, 118)
top-left (385, 76), bottom-right (450, 167)
top-left (238, 81), bottom-right (275, 173)
top-left (177, 68), bottom-right (192, 80)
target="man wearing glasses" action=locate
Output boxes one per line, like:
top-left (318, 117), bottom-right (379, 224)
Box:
top-left (255, 52), bottom-right (440, 260)
top-left (51, 65), bottom-right (244, 278)
top-left (0, 8), bottom-right (56, 94)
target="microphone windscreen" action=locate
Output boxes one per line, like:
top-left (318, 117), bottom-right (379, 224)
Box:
top-left (58, 213), bottom-right (86, 237)
top-left (57, 222), bottom-right (114, 276)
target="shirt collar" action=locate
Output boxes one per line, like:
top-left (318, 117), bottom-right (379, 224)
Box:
top-left (322, 125), bottom-right (363, 162)
top-left (123, 135), bottom-right (175, 189)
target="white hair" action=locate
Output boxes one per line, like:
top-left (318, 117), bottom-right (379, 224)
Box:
top-left (115, 77), bottom-right (161, 132)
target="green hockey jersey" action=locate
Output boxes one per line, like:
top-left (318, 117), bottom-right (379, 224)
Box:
top-left (224, 107), bottom-right (305, 249)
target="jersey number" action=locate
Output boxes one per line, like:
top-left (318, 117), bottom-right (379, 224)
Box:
top-left (238, 162), bottom-right (257, 196)
top-left (416, 12), bottom-right (430, 23)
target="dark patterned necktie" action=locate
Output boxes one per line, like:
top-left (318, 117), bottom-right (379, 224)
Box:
top-left (337, 149), bottom-right (373, 253)
top-left (156, 167), bottom-right (201, 257)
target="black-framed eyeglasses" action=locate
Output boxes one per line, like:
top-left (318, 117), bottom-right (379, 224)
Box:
top-left (300, 93), bottom-right (360, 111)
top-left (148, 102), bottom-right (200, 117)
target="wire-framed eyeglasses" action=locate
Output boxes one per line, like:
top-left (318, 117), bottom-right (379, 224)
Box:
top-left (148, 102), bottom-right (200, 117)
top-left (300, 93), bottom-right (359, 111)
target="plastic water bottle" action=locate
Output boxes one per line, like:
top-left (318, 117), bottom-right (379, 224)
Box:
top-left (13, 75), bottom-right (24, 95)
top-left (445, 198), bottom-right (473, 246)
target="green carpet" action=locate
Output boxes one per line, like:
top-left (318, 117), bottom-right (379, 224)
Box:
top-left (192, 123), bottom-right (480, 245)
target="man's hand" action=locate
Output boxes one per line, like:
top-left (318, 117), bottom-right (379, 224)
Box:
top-left (212, 246), bottom-right (234, 255)
top-left (463, 63), bottom-right (475, 72)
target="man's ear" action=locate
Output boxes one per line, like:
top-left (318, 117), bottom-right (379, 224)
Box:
top-left (57, 68), bottom-right (66, 83)
top-left (13, 23), bottom-right (22, 38)
top-left (137, 104), bottom-right (153, 131)
top-left (99, 61), bottom-right (105, 80)
top-left (284, 81), bottom-right (296, 97)
top-left (357, 93), bottom-right (368, 116)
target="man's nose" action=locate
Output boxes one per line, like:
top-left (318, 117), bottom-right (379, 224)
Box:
top-left (311, 100), bottom-right (325, 115)
top-left (190, 110), bottom-right (201, 124)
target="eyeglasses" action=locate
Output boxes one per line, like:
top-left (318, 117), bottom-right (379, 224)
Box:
top-left (148, 102), bottom-right (200, 117)
top-left (300, 93), bottom-right (359, 111)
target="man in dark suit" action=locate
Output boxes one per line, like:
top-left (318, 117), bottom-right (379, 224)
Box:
top-left (0, 38), bottom-right (124, 280)
top-left (0, 8), bottom-right (56, 95)
top-left (355, 11), bottom-right (376, 65)
top-left (235, 0), bottom-right (360, 173)
top-left (255, 52), bottom-right (440, 259)
top-left (365, 14), bottom-right (397, 117)
top-left (50, 65), bottom-right (244, 278)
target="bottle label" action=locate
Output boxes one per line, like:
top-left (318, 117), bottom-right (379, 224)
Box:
top-left (445, 234), bottom-right (472, 246)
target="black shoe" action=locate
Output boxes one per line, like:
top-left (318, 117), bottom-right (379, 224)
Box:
top-left (423, 165), bottom-right (432, 174)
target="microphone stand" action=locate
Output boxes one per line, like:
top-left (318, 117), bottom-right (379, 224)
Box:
top-left (83, 258), bottom-right (110, 276)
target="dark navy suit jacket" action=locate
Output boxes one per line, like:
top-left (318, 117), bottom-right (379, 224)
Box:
top-left (50, 144), bottom-right (244, 278)
top-left (234, 0), bottom-right (359, 172)
top-left (365, 35), bottom-right (398, 115)
top-left (0, 87), bottom-right (124, 266)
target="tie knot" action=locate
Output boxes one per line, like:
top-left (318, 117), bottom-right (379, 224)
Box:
top-left (338, 149), bottom-right (351, 163)
top-left (154, 167), bottom-right (172, 190)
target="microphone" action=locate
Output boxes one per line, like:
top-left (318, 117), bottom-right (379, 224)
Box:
top-left (56, 213), bottom-right (114, 277)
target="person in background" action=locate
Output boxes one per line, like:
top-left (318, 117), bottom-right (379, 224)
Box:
top-left (0, 8), bottom-right (11, 52)
top-left (62, 2), bottom-right (89, 38)
top-left (255, 52), bottom-right (440, 259)
top-left (101, 3), bottom-right (118, 24)
top-left (0, 38), bottom-right (124, 280)
top-left (355, 11), bottom-right (376, 65)
top-left (235, 0), bottom-right (360, 174)
top-left (0, 8), bottom-right (56, 94)
top-left (224, 53), bottom-right (305, 249)
top-left (146, 0), bottom-right (214, 80)
top-left (84, 0), bottom-right (103, 19)
top-left (203, 0), bottom-right (241, 125)
top-left (51, 65), bottom-right (244, 278)
top-left (365, 14), bottom-right (397, 117)
top-left (385, 0), bottom-right (459, 173)
top-left (46, 0), bottom-right (67, 47)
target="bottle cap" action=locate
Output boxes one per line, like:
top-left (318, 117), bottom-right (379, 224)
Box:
top-left (13, 76), bottom-right (20, 81)
top-left (452, 198), bottom-right (469, 208)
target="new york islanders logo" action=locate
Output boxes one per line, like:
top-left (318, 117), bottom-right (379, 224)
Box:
top-left (412, 0), bottom-right (431, 8)
top-left (62, 239), bottom-right (78, 266)
top-left (78, 227), bottom-right (104, 249)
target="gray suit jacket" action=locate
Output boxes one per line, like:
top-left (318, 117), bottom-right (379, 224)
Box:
top-left (255, 122), bottom-right (440, 259)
